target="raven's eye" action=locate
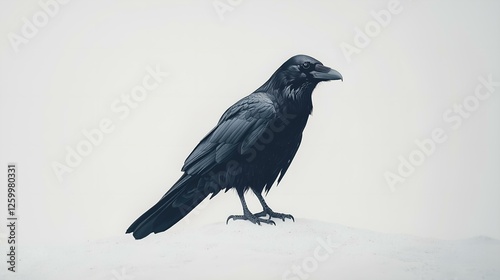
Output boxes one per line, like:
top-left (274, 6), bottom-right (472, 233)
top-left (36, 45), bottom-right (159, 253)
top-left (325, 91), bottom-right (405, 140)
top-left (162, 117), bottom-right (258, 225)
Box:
top-left (301, 62), bottom-right (311, 70)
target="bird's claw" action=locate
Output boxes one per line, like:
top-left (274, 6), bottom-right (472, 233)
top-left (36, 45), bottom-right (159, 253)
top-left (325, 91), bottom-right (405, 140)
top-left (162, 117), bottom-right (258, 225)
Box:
top-left (254, 211), bottom-right (295, 222)
top-left (226, 214), bottom-right (276, 226)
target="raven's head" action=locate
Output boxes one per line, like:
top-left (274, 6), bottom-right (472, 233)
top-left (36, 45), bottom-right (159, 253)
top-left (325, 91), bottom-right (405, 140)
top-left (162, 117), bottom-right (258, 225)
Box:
top-left (256, 54), bottom-right (343, 96)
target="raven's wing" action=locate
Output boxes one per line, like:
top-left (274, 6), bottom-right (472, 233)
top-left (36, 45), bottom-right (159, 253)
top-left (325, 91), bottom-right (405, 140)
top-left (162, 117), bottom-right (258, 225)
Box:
top-left (181, 93), bottom-right (276, 176)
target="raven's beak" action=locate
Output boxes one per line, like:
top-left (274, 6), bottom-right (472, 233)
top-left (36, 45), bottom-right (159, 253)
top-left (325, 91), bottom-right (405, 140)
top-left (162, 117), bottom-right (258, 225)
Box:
top-left (311, 64), bottom-right (343, 81)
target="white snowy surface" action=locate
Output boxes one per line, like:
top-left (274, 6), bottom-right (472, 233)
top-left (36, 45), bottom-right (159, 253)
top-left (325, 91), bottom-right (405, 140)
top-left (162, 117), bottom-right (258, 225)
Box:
top-left (2, 219), bottom-right (499, 280)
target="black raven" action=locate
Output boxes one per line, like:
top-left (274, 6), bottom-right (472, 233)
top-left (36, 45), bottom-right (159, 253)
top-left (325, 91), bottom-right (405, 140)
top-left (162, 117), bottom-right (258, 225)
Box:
top-left (126, 54), bottom-right (342, 239)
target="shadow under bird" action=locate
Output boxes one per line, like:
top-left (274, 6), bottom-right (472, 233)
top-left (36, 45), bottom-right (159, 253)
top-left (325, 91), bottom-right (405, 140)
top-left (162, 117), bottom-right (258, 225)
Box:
top-left (126, 54), bottom-right (343, 239)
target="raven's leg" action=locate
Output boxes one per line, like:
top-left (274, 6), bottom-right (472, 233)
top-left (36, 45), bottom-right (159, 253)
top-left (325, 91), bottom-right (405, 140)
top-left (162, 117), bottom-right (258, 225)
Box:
top-left (253, 191), bottom-right (295, 222)
top-left (226, 191), bottom-right (275, 225)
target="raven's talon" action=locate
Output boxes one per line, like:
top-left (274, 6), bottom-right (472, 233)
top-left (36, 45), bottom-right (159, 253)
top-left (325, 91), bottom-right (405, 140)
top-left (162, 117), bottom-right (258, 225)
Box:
top-left (226, 213), bottom-right (275, 226)
top-left (226, 215), bottom-right (238, 224)
top-left (258, 218), bottom-right (275, 226)
top-left (281, 213), bottom-right (295, 222)
top-left (254, 210), bottom-right (294, 222)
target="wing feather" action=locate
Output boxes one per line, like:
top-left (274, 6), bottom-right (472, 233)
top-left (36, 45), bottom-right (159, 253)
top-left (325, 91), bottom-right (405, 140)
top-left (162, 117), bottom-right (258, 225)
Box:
top-left (182, 93), bottom-right (276, 176)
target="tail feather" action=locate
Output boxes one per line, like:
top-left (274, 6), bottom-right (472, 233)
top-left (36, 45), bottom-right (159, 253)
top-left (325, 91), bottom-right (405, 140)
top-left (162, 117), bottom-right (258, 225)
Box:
top-left (126, 175), bottom-right (208, 239)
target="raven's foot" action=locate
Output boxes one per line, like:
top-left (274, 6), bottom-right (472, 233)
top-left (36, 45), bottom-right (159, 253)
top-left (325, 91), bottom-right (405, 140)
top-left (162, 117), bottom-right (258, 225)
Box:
top-left (226, 212), bottom-right (276, 226)
top-left (254, 210), bottom-right (295, 222)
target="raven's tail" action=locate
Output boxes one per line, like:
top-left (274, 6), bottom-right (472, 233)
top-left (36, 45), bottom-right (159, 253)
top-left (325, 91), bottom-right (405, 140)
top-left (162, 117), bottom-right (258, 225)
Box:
top-left (126, 174), bottom-right (208, 239)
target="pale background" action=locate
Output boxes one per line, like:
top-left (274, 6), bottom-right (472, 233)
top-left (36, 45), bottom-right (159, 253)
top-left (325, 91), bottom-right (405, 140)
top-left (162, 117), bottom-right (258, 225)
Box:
top-left (0, 0), bottom-right (499, 248)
